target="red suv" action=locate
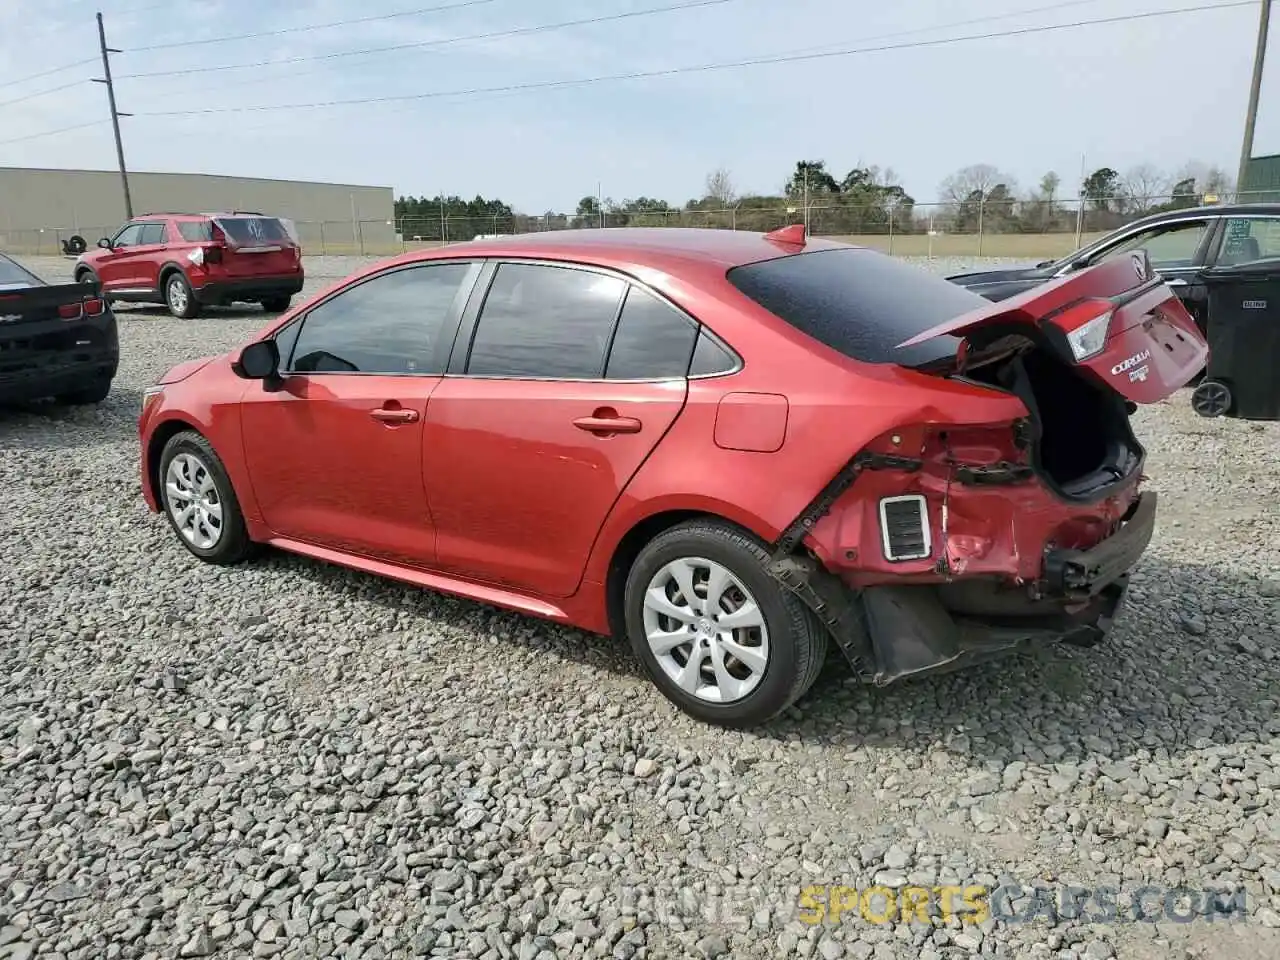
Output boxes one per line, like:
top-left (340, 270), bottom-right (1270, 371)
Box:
top-left (76, 212), bottom-right (304, 319)
top-left (137, 227), bottom-right (1207, 728)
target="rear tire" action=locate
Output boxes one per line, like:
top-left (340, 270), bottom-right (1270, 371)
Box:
top-left (261, 295), bottom-right (292, 313)
top-left (56, 377), bottom-right (112, 405)
top-left (158, 430), bottom-right (256, 565)
top-left (164, 272), bottom-right (201, 319)
top-left (623, 519), bottom-right (828, 729)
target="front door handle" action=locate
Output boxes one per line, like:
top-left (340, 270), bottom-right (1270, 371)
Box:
top-left (370, 407), bottom-right (419, 424)
top-left (573, 410), bottom-right (642, 435)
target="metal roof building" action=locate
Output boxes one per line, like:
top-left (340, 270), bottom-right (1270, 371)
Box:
top-left (0, 166), bottom-right (397, 255)
top-left (1240, 154), bottom-right (1280, 203)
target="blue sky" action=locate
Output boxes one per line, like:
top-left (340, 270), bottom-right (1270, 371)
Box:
top-left (0, 0), bottom-right (1273, 211)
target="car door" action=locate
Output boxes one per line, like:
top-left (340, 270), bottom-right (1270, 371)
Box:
top-left (95, 223), bottom-right (145, 290)
top-left (423, 260), bottom-right (694, 598)
top-left (128, 220), bottom-right (171, 292)
top-left (238, 260), bottom-right (481, 566)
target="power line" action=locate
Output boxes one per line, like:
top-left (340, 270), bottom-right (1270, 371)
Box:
top-left (0, 57), bottom-right (98, 92)
top-left (128, 0), bottom-right (505, 53)
top-left (766, 0), bottom-right (1114, 60)
top-left (115, 0), bottom-right (742, 80)
top-left (0, 79), bottom-right (90, 110)
top-left (0, 119), bottom-right (107, 147)
top-left (132, 1), bottom-right (1256, 118)
top-left (135, 0), bottom-right (1121, 99)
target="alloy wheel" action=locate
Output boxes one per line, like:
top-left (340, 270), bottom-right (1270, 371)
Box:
top-left (641, 556), bottom-right (770, 703)
top-left (167, 278), bottom-right (189, 315)
top-left (164, 453), bottom-right (223, 549)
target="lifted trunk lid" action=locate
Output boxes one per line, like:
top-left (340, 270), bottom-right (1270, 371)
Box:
top-left (899, 250), bottom-right (1208, 403)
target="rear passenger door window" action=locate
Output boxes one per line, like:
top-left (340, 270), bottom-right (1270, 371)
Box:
top-left (604, 286), bottom-right (698, 380)
top-left (466, 263), bottom-right (625, 378)
top-left (137, 222), bottom-right (167, 245)
top-left (286, 262), bottom-right (474, 375)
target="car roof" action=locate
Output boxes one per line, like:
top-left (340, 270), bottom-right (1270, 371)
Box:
top-left (1130, 202), bottom-right (1280, 225)
top-left (411, 227), bottom-right (856, 272)
top-left (132, 211), bottom-right (274, 219)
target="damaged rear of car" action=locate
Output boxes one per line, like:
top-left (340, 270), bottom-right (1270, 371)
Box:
top-left (728, 246), bottom-right (1207, 688)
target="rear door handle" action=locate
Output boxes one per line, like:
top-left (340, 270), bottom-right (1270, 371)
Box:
top-left (573, 412), bottom-right (642, 435)
top-left (370, 407), bottom-right (419, 424)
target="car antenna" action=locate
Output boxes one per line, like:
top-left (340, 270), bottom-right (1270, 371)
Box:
top-left (764, 223), bottom-right (807, 248)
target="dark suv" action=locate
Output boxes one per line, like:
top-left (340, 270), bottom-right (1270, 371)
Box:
top-left (76, 212), bottom-right (304, 319)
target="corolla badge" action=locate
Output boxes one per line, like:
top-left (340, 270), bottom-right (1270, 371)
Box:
top-left (1111, 349), bottom-right (1151, 376)
top-left (1112, 349), bottom-right (1152, 382)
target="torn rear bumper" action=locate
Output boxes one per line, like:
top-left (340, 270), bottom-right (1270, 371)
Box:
top-left (860, 575), bottom-right (1128, 686)
top-left (771, 491), bottom-right (1153, 686)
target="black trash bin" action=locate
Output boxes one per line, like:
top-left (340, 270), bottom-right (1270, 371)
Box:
top-left (1191, 260), bottom-right (1280, 420)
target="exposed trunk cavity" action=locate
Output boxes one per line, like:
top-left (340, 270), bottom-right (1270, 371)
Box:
top-left (959, 335), bottom-right (1142, 501)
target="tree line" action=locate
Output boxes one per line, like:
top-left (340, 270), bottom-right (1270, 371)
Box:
top-left (392, 159), bottom-right (1236, 241)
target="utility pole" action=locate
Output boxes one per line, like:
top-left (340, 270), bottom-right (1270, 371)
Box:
top-left (1236, 0), bottom-right (1272, 200)
top-left (93, 12), bottom-right (133, 220)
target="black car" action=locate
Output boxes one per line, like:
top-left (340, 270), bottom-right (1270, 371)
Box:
top-left (947, 203), bottom-right (1280, 336)
top-left (0, 252), bottom-right (119, 405)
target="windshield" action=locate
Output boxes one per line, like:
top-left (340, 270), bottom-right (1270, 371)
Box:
top-left (726, 247), bottom-right (987, 367)
top-left (0, 254), bottom-right (42, 290)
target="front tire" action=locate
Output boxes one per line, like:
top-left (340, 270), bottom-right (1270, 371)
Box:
top-left (158, 430), bottom-right (255, 565)
top-left (623, 519), bottom-right (828, 728)
top-left (164, 272), bottom-right (201, 319)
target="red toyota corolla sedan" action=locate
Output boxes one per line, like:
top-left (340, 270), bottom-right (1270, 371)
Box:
top-left (138, 226), bottom-right (1207, 728)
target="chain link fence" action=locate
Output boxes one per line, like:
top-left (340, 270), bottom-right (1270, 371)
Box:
top-left (2, 190), bottom-right (1261, 261)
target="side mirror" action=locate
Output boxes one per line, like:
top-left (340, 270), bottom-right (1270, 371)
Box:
top-left (97, 238), bottom-right (113, 249)
top-left (233, 340), bottom-right (280, 380)
top-left (1034, 259), bottom-right (1054, 269)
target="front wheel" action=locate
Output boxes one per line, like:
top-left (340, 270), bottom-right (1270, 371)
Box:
top-left (158, 430), bottom-right (255, 565)
top-left (623, 519), bottom-right (828, 728)
top-left (164, 272), bottom-right (201, 319)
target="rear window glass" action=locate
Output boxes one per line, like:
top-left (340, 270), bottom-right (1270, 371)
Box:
top-left (726, 248), bottom-right (989, 367)
top-left (216, 216), bottom-right (290, 245)
top-left (0, 255), bottom-right (40, 289)
top-left (177, 221), bottom-right (214, 242)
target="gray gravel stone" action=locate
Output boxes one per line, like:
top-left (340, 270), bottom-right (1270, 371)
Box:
top-left (3, 253), bottom-right (1279, 960)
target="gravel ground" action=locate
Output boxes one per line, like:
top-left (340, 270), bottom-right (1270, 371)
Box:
top-left (2, 253), bottom-right (1280, 960)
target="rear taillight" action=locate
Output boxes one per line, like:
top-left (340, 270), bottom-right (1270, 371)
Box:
top-left (187, 245), bottom-right (224, 266)
top-left (58, 303), bottom-right (82, 320)
top-left (84, 298), bottom-right (105, 316)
